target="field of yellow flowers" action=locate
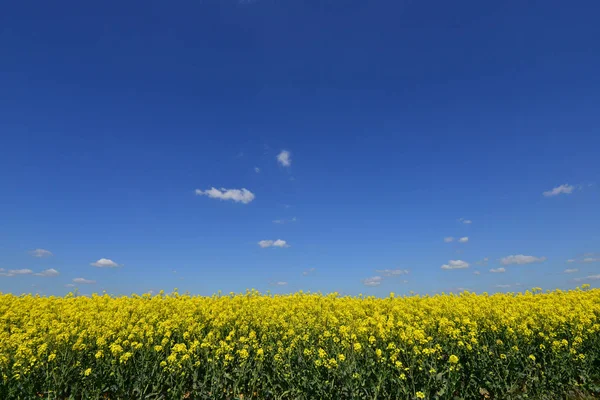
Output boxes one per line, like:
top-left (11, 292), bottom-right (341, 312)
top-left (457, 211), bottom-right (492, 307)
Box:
top-left (2, 287), bottom-right (600, 399)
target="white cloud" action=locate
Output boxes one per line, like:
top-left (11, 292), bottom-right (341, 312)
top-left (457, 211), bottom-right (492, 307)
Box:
top-left (543, 184), bottom-right (574, 197)
top-left (500, 255), bottom-right (546, 266)
top-left (254, 167), bottom-right (260, 173)
top-left (490, 267), bottom-right (506, 273)
top-left (65, 283), bottom-right (76, 287)
top-left (271, 281), bottom-right (288, 286)
top-left (73, 277), bottom-right (96, 284)
top-left (34, 268), bottom-right (60, 277)
top-left (273, 217), bottom-right (297, 224)
top-left (258, 239), bottom-right (290, 248)
top-left (475, 257), bottom-right (489, 266)
top-left (574, 274), bottom-right (600, 282)
top-left (91, 258), bottom-right (120, 268)
top-left (4, 269), bottom-right (34, 276)
top-left (302, 267), bottom-right (316, 276)
top-left (566, 259), bottom-right (576, 263)
top-left (277, 150), bottom-right (291, 167)
top-left (441, 260), bottom-right (469, 270)
top-left (496, 284), bottom-right (511, 288)
top-left (458, 237), bottom-right (469, 243)
top-left (30, 248), bottom-right (53, 258)
top-left (444, 237), bottom-right (454, 243)
top-left (362, 276), bottom-right (383, 287)
top-left (195, 187), bottom-right (255, 204)
top-left (582, 257), bottom-right (599, 263)
top-left (473, 271), bottom-right (481, 275)
top-left (458, 218), bottom-right (472, 224)
top-left (375, 269), bottom-right (409, 276)
top-left (564, 268), bottom-right (579, 274)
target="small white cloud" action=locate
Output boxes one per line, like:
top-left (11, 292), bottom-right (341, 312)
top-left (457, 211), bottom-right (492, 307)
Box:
top-left (273, 217), bottom-right (297, 224)
top-left (302, 267), bottom-right (316, 276)
top-left (441, 260), bottom-right (469, 270)
top-left (375, 269), bottom-right (409, 276)
top-left (9, 269), bottom-right (34, 275)
top-left (258, 239), bottom-right (289, 248)
top-left (473, 271), bottom-right (481, 275)
top-left (564, 268), bottom-right (579, 274)
top-left (458, 237), bottom-right (469, 243)
top-left (582, 257), bottom-right (599, 263)
top-left (34, 268), bottom-right (60, 277)
top-left (543, 184), bottom-right (574, 197)
top-left (496, 284), bottom-right (511, 288)
top-left (490, 267), bottom-right (506, 273)
top-left (73, 277), bottom-right (96, 284)
top-left (574, 274), bottom-right (600, 282)
top-left (444, 237), bottom-right (454, 243)
top-left (475, 257), bottom-right (489, 266)
top-left (277, 150), bottom-right (291, 167)
top-left (254, 167), bottom-right (261, 173)
top-left (195, 187), bottom-right (255, 204)
top-left (566, 259), bottom-right (576, 263)
top-left (30, 248), bottom-right (53, 258)
top-left (458, 218), bottom-right (472, 224)
top-left (91, 258), bottom-right (120, 268)
top-left (362, 276), bottom-right (383, 287)
top-left (65, 283), bottom-right (76, 287)
top-left (500, 255), bottom-right (546, 266)
top-left (270, 281), bottom-right (288, 286)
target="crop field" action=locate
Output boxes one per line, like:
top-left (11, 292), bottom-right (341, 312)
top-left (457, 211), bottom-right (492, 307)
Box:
top-left (1, 287), bottom-right (600, 399)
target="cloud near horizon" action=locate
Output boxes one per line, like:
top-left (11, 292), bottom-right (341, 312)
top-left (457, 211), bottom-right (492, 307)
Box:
top-left (91, 258), bottom-right (120, 268)
top-left (441, 260), bottom-right (469, 270)
top-left (362, 276), bottom-right (383, 286)
top-left (30, 248), bottom-right (53, 258)
top-left (500, 255), bottom-right (546, 266)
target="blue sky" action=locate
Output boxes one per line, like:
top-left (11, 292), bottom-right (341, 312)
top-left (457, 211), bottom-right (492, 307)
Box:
top-left (1, 0), bottom-right (599, 296)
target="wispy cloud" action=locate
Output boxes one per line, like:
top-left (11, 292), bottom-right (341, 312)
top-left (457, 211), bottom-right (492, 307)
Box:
top-left (375, 269), bottom-right (409, 276)
top-left (458, 237), bottom-right (469, 243)
top-left (564, 268), bottom-right (579, 274)
top-left (91, 258), bottom-right (120, 268)
top-left (475, 257), bottom-right (489, 266)
top-left (543, 184), bottom-right (574, 197)
top-left (254, 167), bottom-right (260, 173)
top-left (496, 284), bottom-right (511, 288)
top-left (258, 239), bottom-right (289, 248)
top-left (441, 260), bottom-right (469, 270)
top-left (362, 276), bottom-right (383, 287)
top-left (582, 257), bottom-right (599, 263)
top-left (490, 267), bottom-right (506, 273)
top-left (270, 281), bottom-right (288, 286)
top-left (566, 259), bottom-right (576, 263)
top-left (277, 150), bottom-right (291, 167)
top-left (473, 271), bottom-right (481, 275)
top-left (65, 283), bottom-right (76, 288)
top-left (73, 277), bottom-right (96, 284)
top-left (574, 274), bottom-right (600, 282)
top-left (34, 268), bottom-right (60, 277)
top-left (458, 218), bottom-right (472, 224)
top-left (302, 268), bottom-right (316, 276)
top-left (0, 268), bottom-right (34, 277)
top-left (273, 217), bottom-right (297, 224)
top-left (500, 255), bottom-right (546, 266)
top-left (195, 187), bottom-right (255, 204)
top-left (30, 248), bottom-right (53, 258)
top-left (444, 237), bottom-right (454, 243)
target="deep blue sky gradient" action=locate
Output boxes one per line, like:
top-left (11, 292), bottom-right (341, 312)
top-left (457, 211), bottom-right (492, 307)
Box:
top-left (1, 0), bottom-right (599, 296)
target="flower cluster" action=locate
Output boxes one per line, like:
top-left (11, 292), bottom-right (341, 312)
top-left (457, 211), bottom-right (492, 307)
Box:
top-left (1, 287), bottom-right (599, 399)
